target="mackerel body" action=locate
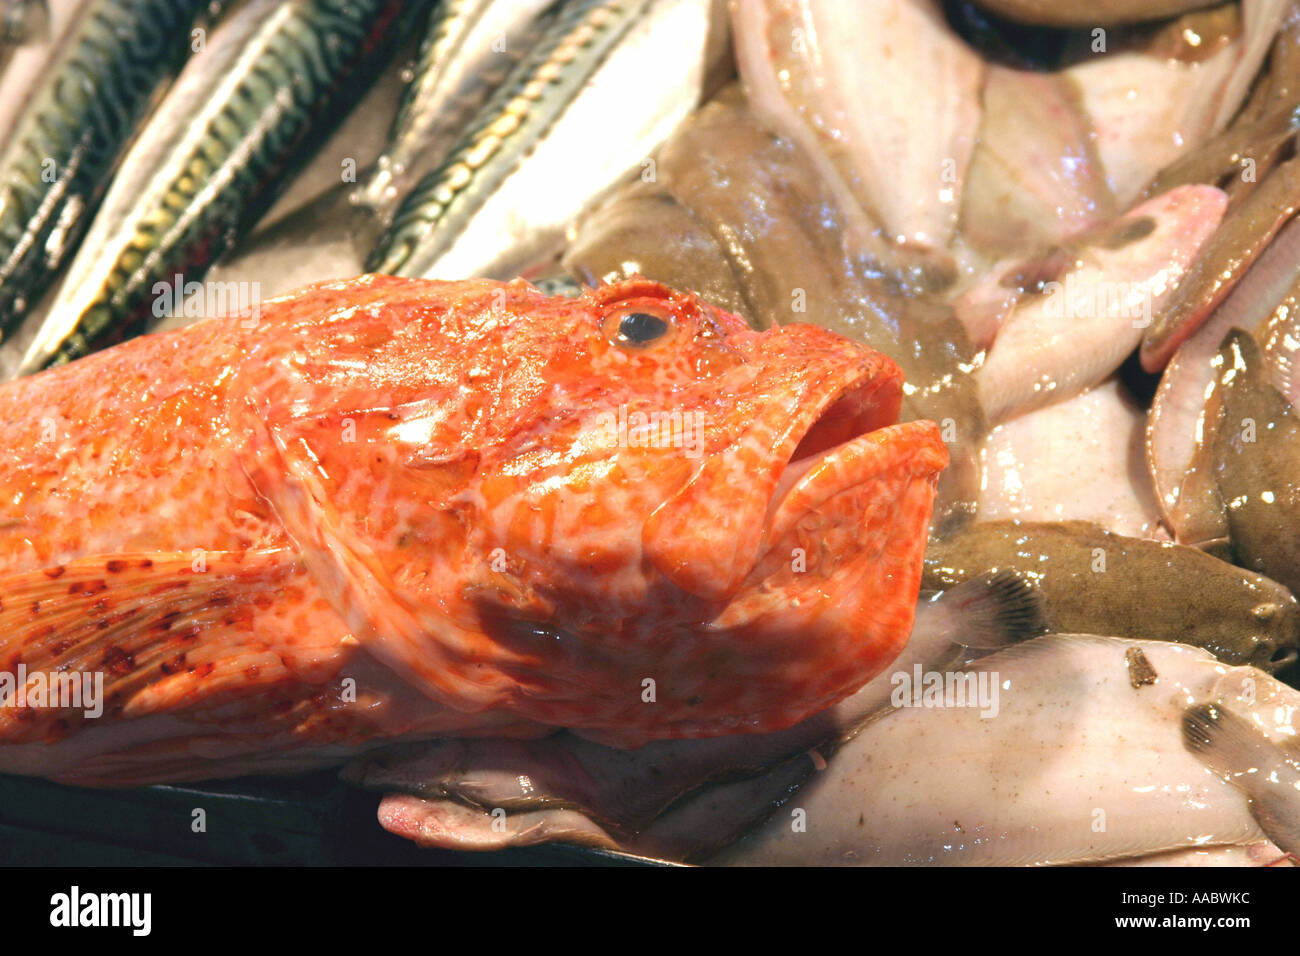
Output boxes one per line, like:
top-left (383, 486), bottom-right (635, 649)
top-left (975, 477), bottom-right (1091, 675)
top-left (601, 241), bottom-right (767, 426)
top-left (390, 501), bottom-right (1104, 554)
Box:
top-left (16, 0), bottom-right (418, 374)
top-left (369, 0), bottom-right (730, 281)
top-left (189, 0), bottom-right (560, 304)
top-left (355, 0), bottom-right (559, 214)
top-left (0, 0), bottom-right (208, 330)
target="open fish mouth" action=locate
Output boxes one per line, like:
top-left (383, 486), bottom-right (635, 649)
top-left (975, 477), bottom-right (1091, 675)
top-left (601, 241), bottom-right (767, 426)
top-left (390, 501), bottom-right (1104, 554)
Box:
top-left (786, 371), bottom-right (904, 464)
top-left (692, 346), bottom-right (948, 633)
top-left (760, 357), bottom-right (944, 552)
top-left (685, 350), bottom-right (948, 725)
top-left (764, 421), bottom-right (946, 550)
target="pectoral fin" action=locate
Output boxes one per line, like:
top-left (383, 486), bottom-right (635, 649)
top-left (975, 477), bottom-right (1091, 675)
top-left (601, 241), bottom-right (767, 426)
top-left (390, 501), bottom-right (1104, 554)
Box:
top-left (0, 548), bottom-right (352, 742)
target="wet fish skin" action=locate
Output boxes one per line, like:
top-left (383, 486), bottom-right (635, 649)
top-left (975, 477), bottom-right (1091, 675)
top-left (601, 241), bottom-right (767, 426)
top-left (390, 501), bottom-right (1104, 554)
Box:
top-left (1143, 110), bottom-right (1296, 205)
top-left (369, 0), bottom-right (729, 282)
top-left (358, 570), bottom-right (1046, 855)
top-left (923, 520), bottom-right (1300, 670)
top-left (709, 636), bottom-right (1281, 866)
top-left (1254, 276), bottom-right (1300, 406)
top-left (567, 87), bottom-right (824, 330)
top-left (16, 0), bottom-right (421, 375)
top-left (1144, 213), bottom-right (1300, 550)
top-left (0, 0), bottom-right (210, 331)
top-left (565, 87), bottom-right (987, 534)
top-left (960, 66), bottom-right (1114, 259)
top-left (0, 275), bottom-right (946, 783)
top-left (202, 0), bottom-right (561, 303)
top-left (1212, 328), bottom-right (1300, 597)
top-left (730, 0), bottom-right (982, 276)
top-left (1141, 155), bottom-right (1300, 372)
top-left (1184, 701), bottom-right (1300, 856)
top-left (974, 184), bottom-right (1227, 425)
top-left (1141, 2), bottom-right (1300, 207)
top-left (676, 646), bottom-right (1300, 866)
top-left (1170, 378), bottom-right (1233, 555)
top-left (1064, 0), bottom-right (1285, 210)
top-left (354, 0), bottom-right (559, 216)
top-left (565, 177), bottom-right (751, 318)
top-left (977, 380), bottom-right (1166, 539)
top-left (372, 0), bottom-right (652, 279)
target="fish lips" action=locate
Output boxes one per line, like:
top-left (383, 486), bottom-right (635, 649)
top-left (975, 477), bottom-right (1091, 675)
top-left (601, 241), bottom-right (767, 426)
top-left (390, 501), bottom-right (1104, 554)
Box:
top-left (760, 420), bottom-right (946, 551)
top-left (641, 340), bottom-right (942, 604)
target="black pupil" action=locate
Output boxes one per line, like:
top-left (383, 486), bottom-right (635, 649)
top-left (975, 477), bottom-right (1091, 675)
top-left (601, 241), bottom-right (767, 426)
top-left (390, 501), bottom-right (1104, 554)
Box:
top-left (618, 311), bottom-right (669, 344)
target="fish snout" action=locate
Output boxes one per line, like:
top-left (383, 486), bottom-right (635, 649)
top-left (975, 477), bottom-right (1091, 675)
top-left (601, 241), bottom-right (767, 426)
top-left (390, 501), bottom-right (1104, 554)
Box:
top-left (641, 340), bottom-right (910, 602)
top-left (1250, 600), bottom-right (1300, 671)
top-left (1246, 635), bottom-right (1299, 674)
top-left (1267, 647), bottom-right (1300, 672)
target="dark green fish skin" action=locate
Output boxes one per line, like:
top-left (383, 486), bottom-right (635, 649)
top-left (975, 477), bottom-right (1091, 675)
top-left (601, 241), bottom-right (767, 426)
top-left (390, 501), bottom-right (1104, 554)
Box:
top-left (26, 0), bottom-right (424, 371)
top-left (368, 0), bottom-right (652, 277)
top-left (355, 0), bottom-right (557, 215)
top-left (923, 519), bottom-right (1300, 670)
top-left (0, 0), bottom-right (209, 330)
top-left (1212, 328), bottom-right (1300, 599)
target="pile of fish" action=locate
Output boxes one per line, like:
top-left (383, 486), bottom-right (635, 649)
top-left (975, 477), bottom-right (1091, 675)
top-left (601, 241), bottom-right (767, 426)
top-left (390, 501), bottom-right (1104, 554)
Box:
top-left (0, 0), bottom-right (733, 372)
top-left (1, 0), bottom-right (1300, 866)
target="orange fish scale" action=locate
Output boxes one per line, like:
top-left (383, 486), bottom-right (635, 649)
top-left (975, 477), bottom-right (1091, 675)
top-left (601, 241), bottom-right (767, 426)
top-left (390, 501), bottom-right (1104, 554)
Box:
top-left (0, 275), bottom-right (946, 782)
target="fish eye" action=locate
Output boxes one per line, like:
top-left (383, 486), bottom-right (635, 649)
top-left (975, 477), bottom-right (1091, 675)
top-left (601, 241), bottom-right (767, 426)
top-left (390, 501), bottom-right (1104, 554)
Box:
top-left (604, 304), bottom-right (674, 349)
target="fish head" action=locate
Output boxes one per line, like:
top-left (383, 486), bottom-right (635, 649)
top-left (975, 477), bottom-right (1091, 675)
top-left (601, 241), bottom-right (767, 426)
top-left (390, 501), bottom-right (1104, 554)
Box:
top-left (1245, 600), bottom-right (1300, 673)
top-left (236, 275), bottom-right (948, 743)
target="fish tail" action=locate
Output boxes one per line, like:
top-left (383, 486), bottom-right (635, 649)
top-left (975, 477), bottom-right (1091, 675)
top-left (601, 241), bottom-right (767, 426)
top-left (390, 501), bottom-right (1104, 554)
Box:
top-left (1184, 701), bottom-right (1300, 856)
top-left (1182, 702), bottom-right (1264, 776)
top-left (941, 568), bottom-right (1048, 652)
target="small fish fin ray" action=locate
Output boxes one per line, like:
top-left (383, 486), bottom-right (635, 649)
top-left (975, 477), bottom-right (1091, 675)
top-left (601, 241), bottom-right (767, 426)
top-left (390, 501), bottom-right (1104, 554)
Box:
top-left (0, 548), bottom-right (347, 741)
top-left (1182, 701), bottom-right (1276, 778)
top-left (941, 568), bottom-right (1048, 651)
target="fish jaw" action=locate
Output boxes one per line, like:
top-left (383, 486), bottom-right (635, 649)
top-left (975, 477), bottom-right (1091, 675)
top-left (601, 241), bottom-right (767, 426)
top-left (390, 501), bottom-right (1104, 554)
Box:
top-left (641, 335), bottom-right (906, 601)
top-left (629, 346), bottom-right (947, 742)
top-left (697, 419), bottom-right (948, 725)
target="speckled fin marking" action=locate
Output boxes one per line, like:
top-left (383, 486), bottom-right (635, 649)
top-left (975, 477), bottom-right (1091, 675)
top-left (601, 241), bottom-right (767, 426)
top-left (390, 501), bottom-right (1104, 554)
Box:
top-left (0, 548), bottom-right (349, 741)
